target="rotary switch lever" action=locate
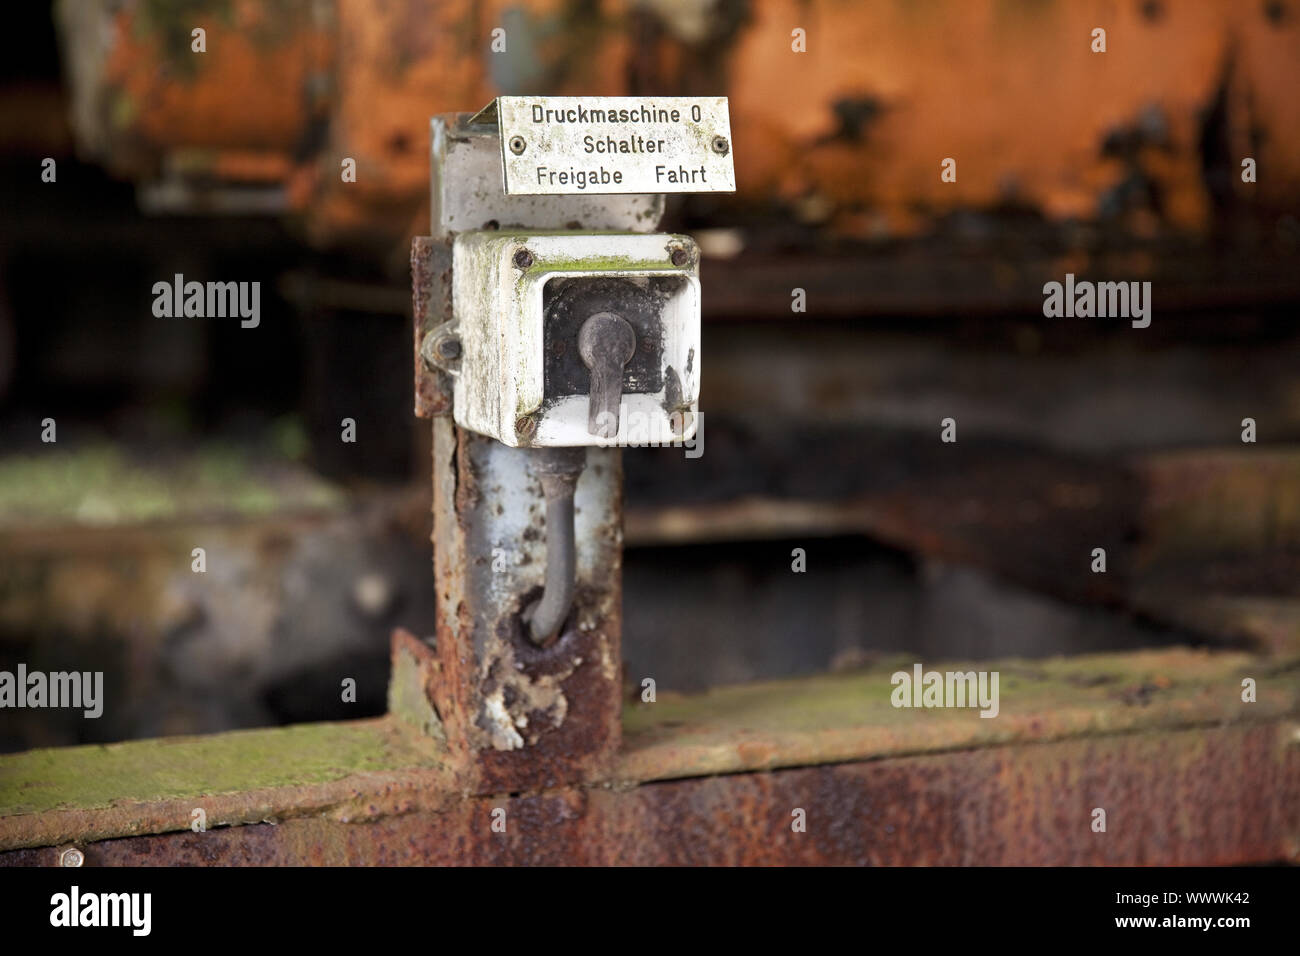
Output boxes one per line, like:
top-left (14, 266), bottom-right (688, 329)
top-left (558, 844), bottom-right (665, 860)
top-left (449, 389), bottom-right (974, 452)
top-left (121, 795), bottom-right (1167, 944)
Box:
top-left (578, 311), bottom-right (637, 439)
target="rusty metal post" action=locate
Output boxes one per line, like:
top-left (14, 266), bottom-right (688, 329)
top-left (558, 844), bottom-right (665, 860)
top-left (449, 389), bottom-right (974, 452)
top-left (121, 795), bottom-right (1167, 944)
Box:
top-left (406, 113), bottom-right (666, 793)
top-left (425, 421), bottom-right (623, 792)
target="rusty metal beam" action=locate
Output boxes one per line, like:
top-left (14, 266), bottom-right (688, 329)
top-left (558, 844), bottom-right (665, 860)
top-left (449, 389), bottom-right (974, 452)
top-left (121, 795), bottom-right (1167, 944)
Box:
top-left (3, 639), bottom-right (1297, 862)
top-left (4, 721), bottom-right (1297, 866)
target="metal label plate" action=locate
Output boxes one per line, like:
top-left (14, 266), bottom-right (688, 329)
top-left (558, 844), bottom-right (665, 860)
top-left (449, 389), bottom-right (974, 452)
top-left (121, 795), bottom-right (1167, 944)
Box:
top-left (493, 96), bottom-right (735, 196)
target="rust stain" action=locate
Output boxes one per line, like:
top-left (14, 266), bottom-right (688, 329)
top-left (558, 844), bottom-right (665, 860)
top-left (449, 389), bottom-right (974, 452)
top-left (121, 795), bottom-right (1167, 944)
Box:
top-left (63, 1), bottom-right (1300, 245)
top-left (428, 427), bottom-right (624, 794)
top-left (2, 644), bottom-right (1294, 855)
top-left (410, 236), bottom-right (453, 418)
top-left (101, 0), bottom-right (327, 155)
top-left (4, 723), bottom-right (1295, 865)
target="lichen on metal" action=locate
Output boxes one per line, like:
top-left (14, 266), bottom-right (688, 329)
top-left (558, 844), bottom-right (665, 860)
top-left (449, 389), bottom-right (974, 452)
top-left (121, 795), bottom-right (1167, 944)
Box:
top-left (0, 716), bottom-right (448, 851)
top-left (2, 642), bottom-right (1294, 857)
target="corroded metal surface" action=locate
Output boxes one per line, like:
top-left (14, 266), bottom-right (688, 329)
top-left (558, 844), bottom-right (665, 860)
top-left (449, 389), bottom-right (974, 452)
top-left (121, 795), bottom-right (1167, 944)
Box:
top-left (616, 647), bottom-right (1300, 784)
top-left (57, 0), bottom-right (331, 198)
top-left (0, 717), bottom-right (449, 851)
top-left (4, 722), bottom-right (1296, 865)
top-left (3, 643), bottom-right (1294, 854)
top-left (54, 0), bottom-right (1300, 246)
top-left (429, 115), bottom-right (665, 236)
top-left (427, 419), bottom-right (624, 794)
top-left (410, 236), bottom-right (453, 417)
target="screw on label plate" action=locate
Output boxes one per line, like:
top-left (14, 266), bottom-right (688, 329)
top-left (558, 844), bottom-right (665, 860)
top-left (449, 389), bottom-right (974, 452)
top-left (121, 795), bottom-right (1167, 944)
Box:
top-left (670, 247), bottom-right (690, 267)
top-left (509, 135), bottom-right (527, 155)
top-left (513, 248), bottom-right (534, 270)
top-left (59, 847), bottom-right (84, 867)
top-left (515, 415), bottom-right (537, 440)
top-left (711, 135), bottom-right (729, 155)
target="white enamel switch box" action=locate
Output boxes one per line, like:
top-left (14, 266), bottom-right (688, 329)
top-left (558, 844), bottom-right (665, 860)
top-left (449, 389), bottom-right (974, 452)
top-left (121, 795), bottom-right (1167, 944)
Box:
top-left (449, 231), bottom-right (701, 448)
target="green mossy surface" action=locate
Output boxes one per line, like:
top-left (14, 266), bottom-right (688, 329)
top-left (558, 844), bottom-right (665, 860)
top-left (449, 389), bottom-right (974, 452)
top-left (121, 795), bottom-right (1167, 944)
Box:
top-left (622, 648), bottom-right (1264, 737)
top-left (1, 648), bottom-right (1278, 818)
top-left (0, 720), bottom-right (439, 816)
top-left (0, 443), bottom-right (342, 528)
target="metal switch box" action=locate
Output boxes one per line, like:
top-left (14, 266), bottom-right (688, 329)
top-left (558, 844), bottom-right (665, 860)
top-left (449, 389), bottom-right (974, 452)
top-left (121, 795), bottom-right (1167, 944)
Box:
top-left (448, 231), bottom-right (701, 447)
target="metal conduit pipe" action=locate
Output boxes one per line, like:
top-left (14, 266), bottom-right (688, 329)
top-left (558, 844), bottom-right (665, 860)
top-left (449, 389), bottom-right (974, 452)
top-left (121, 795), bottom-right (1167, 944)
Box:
top-left (524, 447), bottom-right (587, 645)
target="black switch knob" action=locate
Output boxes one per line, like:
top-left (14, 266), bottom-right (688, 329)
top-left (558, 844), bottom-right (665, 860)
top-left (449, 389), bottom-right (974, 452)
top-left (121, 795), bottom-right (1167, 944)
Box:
top-left (578, 311), bottom-right (636, 438)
